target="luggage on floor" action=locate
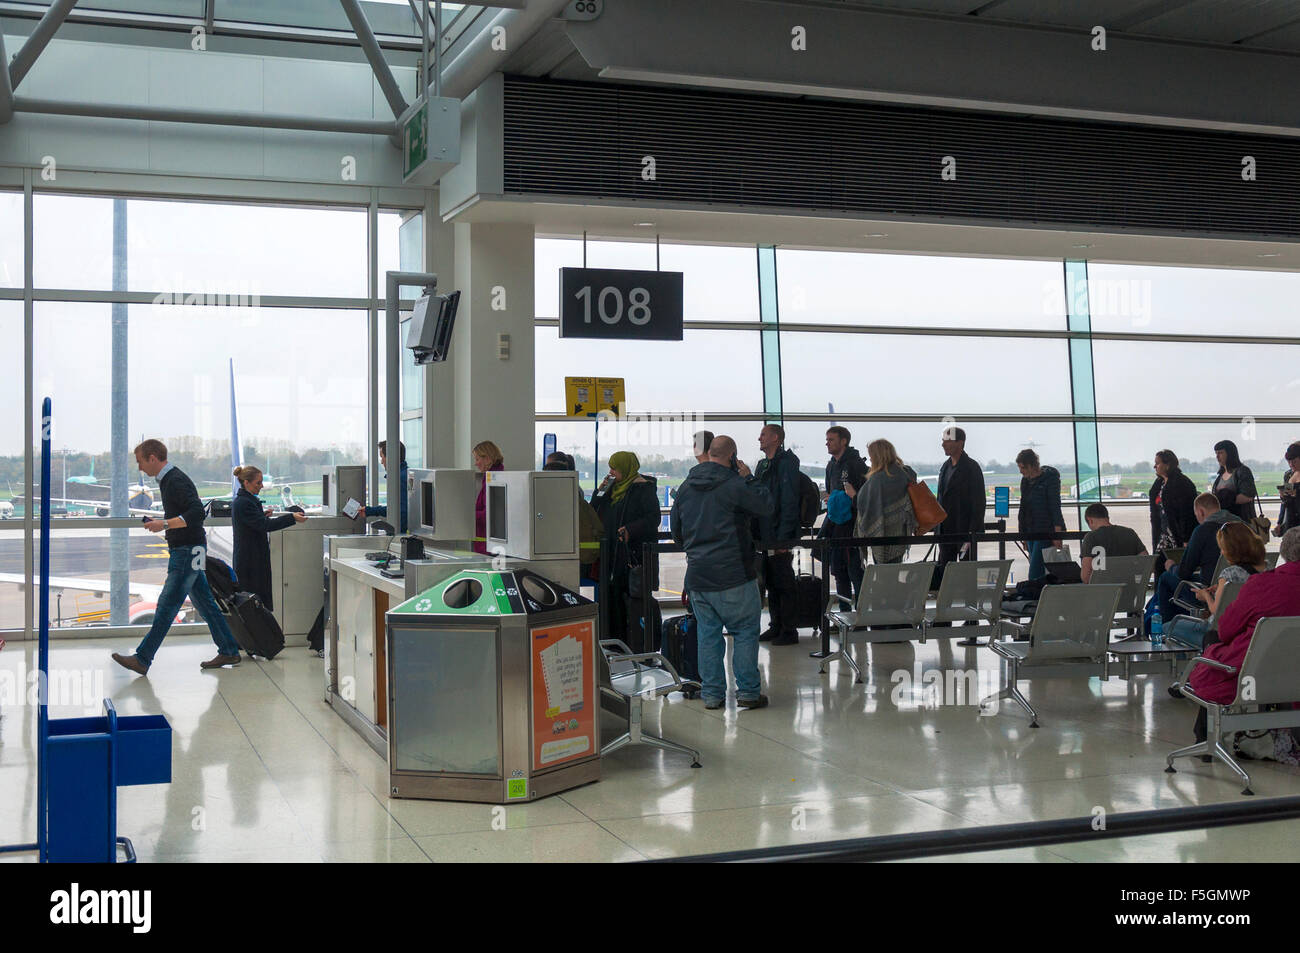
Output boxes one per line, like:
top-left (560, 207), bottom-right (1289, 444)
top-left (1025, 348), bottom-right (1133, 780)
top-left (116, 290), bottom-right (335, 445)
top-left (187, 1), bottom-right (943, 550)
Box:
top-left (794, 573), bottom-right (825, 631)
top-left (231, 591), bottom-right (285, 660)
top-left (659, 613), bottom-right (700, 697)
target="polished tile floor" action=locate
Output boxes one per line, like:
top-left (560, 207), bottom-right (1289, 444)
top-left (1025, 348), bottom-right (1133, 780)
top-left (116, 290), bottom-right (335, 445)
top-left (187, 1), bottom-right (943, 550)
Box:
top-left (2, 629), bottom-right (1297, 862)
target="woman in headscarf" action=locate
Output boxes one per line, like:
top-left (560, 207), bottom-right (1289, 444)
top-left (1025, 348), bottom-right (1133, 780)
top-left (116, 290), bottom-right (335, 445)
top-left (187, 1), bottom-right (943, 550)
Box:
top-left (472, 439), bottom-right (505, 554)
top-left (846, 439), bottom-right (917, 565)
top-left (590, 451), bottom-right (662, 648)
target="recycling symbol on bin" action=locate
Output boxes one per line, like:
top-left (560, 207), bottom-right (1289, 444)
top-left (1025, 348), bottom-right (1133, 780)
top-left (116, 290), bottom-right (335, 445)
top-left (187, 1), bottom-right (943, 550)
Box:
top-left (495, 588), bottom-right (506, 597)
top-left (415, 598), bottom-right (433, 612)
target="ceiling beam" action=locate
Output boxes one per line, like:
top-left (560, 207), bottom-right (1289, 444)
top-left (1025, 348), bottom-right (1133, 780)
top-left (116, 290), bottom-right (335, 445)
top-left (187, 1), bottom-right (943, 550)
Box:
top-left (0, 31), bottom-right (12, 123)
top-left (14, 94), bottom-right (399, 136)
top-left (8, 0), bottom-right (79, 91)
top-left (339, 0), bottom-right (410, 119)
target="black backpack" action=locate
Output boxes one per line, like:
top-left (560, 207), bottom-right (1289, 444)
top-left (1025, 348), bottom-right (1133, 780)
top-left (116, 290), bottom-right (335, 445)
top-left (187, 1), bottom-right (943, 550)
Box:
top-left (797, 472), bottom-right (821, 529)
top-left (205, 554), bottom-right (238, 603)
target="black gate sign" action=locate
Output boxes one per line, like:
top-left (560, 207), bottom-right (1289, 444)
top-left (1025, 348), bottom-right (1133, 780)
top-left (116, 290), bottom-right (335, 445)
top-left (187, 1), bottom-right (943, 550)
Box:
top-left (558, 267), bottom-right (684, 341)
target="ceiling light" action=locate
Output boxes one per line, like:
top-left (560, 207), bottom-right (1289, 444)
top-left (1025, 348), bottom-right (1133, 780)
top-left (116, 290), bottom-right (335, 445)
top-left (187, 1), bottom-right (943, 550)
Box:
top-left (1071, 243), bottom-right (1092, 249)
top-left (862, 232), bottom-right (888, 238)
top-left (633, 221), bottom-right (656, 227)
top-left (1256, 252), bottom-right (1282, 258)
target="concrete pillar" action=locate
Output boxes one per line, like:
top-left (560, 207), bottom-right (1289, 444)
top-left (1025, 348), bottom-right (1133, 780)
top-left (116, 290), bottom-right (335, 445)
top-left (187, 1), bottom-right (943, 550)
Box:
top-left (451, 221), bottom-right (534, 472)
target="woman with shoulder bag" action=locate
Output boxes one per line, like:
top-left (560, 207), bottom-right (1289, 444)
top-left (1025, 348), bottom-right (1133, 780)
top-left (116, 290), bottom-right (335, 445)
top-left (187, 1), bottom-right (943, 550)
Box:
top-left (846, 439), bottom-right (917, 565)
top-left (1212, 439), bottom-right (1258, 523)
top-left (1273, 442), bottom-right (1300, 538)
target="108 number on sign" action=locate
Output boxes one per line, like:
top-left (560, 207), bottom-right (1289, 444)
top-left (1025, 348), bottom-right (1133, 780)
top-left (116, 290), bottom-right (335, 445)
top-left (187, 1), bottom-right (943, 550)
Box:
top-left (574, 285), bottom-right (651, 326)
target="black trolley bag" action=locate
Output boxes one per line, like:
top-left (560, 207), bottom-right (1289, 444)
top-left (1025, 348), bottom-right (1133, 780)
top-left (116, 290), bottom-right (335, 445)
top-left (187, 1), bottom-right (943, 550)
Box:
top-left (231, 591), bottom-right (285, 660)
top-left (659, 612), bottom-right (701, 697)
top-left (794, 573), bottom-right (825, 632)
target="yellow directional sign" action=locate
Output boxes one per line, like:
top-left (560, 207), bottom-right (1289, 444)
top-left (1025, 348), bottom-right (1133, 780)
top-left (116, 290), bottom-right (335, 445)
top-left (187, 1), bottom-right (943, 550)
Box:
top-left (564, 377), bottom-right (625, 418)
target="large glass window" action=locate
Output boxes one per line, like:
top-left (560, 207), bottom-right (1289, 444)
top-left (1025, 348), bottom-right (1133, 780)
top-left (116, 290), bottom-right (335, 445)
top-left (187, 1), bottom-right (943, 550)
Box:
top-left (0, 301), bottom-right (22, 630)
top-left (0, 190), bottom-right (22, 287)
top-left (34, 301), bottom-right (367, 513)
top-left (779, 332), bottom-right (1073, 416)
top-left (1088, 263), bottom-right (1300, 336)
top-left (34, 194), bottom-right (370, 297)
top-left (776, 250), bottom-right (1066, 330)
top-left (1093, 339), bottom-right (1300, 417)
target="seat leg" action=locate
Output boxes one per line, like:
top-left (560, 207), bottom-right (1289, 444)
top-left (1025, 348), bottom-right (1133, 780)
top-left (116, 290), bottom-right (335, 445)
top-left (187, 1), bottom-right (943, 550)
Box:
top-left (820, 623), bottom-right (848, 675)
top-left (641, 732), bottom-right (702, 768)
top-left (1165, 738), bottom-right (1210, 772)
top-left (628, 696), bottom-right (643, 744)
top-left (844, 640), bottom-right (863, 683)
top-left (1208, 737), bottom-right (1254, 795)
top-left (982, 664), bottom-right (1036, 726)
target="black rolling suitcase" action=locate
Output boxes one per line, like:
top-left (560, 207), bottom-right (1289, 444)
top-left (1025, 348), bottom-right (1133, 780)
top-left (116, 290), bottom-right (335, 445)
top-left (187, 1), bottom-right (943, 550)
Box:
top-left (794, 574), bottom-right (825, 632)
top-left (659, 613), bottom-right (700, 697)
top-left (231, 591), bottom-right (285, 660)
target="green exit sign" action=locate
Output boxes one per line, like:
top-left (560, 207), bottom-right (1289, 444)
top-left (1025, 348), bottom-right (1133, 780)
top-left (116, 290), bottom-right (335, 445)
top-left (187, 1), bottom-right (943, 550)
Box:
top-left (401, 95), bottom-right (461, 185)
top-left (404, 101), bottom-right (428, 180)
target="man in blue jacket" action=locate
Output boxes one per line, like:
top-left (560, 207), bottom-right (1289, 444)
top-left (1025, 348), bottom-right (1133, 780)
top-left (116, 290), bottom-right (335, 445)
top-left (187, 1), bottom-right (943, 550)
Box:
top-left (671, 435), bottom-right (774, 710)
top-left (753, 423), bottom-right (803, 645)
top-left (112, 439), bottom-right (242, 674)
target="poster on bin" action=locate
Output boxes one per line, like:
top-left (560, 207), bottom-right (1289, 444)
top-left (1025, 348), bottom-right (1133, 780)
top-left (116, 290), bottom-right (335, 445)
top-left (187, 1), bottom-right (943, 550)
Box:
top-left (531, 620), bottom-right (595, 770)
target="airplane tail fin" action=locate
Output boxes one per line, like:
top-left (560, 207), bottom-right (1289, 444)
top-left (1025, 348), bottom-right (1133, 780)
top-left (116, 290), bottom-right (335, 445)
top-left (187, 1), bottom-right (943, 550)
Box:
top-left (828, 402), bottom-right (836, 426)
top-left (229, 359), bottom-right (243, 496)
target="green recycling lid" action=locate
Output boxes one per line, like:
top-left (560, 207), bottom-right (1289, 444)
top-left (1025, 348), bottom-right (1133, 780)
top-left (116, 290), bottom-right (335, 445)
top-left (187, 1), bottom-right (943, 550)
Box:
top-left (391, 568), bottom-right (592, 617)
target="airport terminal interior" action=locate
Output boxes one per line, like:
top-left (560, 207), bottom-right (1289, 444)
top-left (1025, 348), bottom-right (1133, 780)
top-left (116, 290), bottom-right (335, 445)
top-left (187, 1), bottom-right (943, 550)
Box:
top-left (2, 0), bottom-right (1300, 864)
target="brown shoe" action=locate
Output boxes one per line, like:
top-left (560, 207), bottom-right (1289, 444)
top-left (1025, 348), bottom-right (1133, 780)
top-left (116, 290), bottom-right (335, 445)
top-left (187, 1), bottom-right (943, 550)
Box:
top-left (112, 652), bottom-right (149, 675)
top-left (200, 653), bottom-right (241, 669)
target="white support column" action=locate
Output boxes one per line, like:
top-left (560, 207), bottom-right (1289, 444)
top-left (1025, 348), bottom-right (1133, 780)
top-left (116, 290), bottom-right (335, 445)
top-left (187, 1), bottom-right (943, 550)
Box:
top-left (451, 222), bottom-right (534, 471)
top-left (424, 194), bottom-right (458, 468)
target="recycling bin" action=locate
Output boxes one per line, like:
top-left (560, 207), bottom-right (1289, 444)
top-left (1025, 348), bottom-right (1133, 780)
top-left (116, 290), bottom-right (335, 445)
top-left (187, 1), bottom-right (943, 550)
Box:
top-left (385, 567), bottom-right (600, 803)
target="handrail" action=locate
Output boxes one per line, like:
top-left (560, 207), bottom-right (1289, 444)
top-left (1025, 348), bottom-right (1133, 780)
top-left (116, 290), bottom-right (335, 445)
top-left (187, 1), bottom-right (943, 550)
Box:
top-left (648, 795), bottom-right (1300, 863)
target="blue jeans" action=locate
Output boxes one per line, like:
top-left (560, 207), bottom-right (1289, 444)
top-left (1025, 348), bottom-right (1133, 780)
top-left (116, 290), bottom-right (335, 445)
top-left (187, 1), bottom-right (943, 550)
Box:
top-left (692, 580), bottom-right (762, 704)
top-left (1027, 541), bottom-right (1048, 581)
top-left (1155, 567), bottom-right (1183, 621)
top-left (133, 545), bottom-right (240, 667)
top-left (1165, 614), bottom-right (1211, 649)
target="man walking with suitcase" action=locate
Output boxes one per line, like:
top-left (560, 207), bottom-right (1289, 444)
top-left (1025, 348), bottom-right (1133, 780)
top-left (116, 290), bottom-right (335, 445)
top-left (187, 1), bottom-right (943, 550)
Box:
top-left (670, 435), bottom-right (774, 710)
top-left (112, 440), bottom-right (243, 674)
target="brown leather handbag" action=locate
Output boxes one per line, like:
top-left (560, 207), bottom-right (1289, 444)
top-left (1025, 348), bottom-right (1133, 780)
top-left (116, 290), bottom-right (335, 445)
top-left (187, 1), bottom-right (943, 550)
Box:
top-left (908, 480), bottom-right (948, 535)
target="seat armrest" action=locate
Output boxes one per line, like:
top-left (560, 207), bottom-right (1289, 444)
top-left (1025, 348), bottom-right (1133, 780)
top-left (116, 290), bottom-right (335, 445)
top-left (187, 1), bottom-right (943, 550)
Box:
top-left (600, 638), bottom-right (635, 657)
top-left (605, 650), bottom-right (688, 685)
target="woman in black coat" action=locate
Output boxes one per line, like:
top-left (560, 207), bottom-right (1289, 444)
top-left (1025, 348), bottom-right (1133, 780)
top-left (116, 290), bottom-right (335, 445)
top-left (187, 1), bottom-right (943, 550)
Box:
top-left (1148, 449), bottom-right (1198, 564)
top-left (232, 465), bottom-right (305, 609)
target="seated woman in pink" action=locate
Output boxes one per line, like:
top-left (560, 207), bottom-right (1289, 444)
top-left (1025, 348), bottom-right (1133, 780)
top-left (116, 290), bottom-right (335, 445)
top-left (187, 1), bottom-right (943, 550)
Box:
top-left (1186, 527), bottom-right (1300, 742)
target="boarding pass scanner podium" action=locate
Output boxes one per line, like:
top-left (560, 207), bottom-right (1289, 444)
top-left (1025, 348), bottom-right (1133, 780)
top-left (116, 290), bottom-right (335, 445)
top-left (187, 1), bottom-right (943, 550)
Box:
top-left (385, 568), bottom-right (600, 802)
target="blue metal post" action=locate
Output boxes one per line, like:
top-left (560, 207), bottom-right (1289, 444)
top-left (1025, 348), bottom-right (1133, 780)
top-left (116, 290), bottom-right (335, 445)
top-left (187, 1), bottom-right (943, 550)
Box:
top-left (38, 396), bottom-right (51, 862)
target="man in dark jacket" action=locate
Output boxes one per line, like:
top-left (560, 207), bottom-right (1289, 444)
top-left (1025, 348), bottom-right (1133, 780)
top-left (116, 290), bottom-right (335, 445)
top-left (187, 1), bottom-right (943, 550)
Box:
top-left (820, 426), bottom-right (867, 601)
top-left (936, 427), bottom-right (986, 568)
top-left (753, 423), bottom-right (803, 645)
top-left (1154, 493), bottom-right (1241, 625)
top-left (112, 439), bottom-right (243, 674)
top-left (671, 435), bottom-right (774, 709)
